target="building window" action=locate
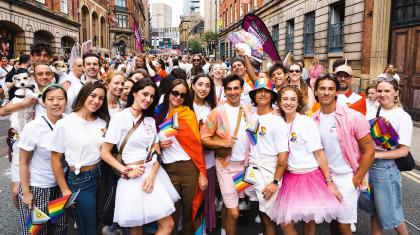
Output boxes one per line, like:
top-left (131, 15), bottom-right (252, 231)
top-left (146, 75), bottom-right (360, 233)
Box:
top-left (286, 20), bottom-right (294, 52)
top-left (392, 0), bottom-right (420, 26)
top-left (115, 0), bottom-right (126, 7)
top-left (328, 2), bottom-right (344, 52)
top-left (272, 25), bottom-right (279, 50)
top-left (60, 0), bottom-right (68, 14)
top-left (304, 11), bottom-right (315, 55)
top-left (116, 14), bottom-right (128, 28)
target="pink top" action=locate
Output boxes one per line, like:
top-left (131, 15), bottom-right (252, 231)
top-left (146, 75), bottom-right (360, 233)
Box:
top-left (309, 64), bottom-right (324, 80)
top-left (312, 104), bottom-right (370, 172)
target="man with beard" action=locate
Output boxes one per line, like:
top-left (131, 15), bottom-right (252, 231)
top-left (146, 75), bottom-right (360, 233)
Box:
top-left (190, 54), bottom-right (204, 80)
top-left (335, 65), bottom-right (366, 115)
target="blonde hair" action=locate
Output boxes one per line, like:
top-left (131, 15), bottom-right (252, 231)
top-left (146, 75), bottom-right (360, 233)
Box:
top-left (104, 70), bottom-right (125, 87)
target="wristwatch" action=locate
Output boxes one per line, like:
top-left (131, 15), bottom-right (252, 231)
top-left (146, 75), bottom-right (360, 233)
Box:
top-left (326, 176), bottom-right (334, 183)
top-left (272, 179), bottom-right (279, 185)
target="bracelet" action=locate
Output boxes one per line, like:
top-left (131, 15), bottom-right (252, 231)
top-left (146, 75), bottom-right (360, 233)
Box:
top-left (326, 176), bottom-right (333, 183)
top-left (121, 167), bottom-right (133, 179)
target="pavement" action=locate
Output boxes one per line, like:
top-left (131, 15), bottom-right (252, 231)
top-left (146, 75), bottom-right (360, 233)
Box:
top-left (412, 121), bottom-right (420, 170)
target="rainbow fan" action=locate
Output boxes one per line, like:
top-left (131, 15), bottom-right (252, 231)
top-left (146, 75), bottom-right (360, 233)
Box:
top-left (227, 30), bottom-right (264, 59)
top-left (369, 117), bottom-right (399, 149)
top-left (158, 113), bottom-right (179, 138)
top-left (232, 170), bottom-right (252, 192)
top-left (246, 119), bottom-right (259, 145)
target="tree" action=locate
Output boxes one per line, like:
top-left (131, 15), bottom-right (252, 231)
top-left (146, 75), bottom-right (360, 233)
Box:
top-left (201, 30), bottom-right (217, 45)
top-left (189, 39), bottom-right (202, 54)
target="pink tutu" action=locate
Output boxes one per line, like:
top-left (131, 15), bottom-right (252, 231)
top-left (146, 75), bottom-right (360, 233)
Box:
top-left (268, 168), bottom-right (344, 224)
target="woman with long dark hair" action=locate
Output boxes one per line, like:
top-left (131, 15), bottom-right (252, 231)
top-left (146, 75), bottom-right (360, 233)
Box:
top-left (101, 79), bottom-right (179, 235)
top-left (155, 79), bottom-right (207, 235)
top-left (49, 81), bottom-right (110, 235)
top-left (190, 54), bottom-right (204, 79)
top-left (189, 73), bottom-right (217, 232)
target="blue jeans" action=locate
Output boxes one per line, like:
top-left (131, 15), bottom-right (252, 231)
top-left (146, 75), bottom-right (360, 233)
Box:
top-left (67, 165), bottom-right (101, 235)
top-left (361, 159), bottom-right (404, 230)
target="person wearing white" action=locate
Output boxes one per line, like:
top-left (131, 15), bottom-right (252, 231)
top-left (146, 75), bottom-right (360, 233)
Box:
top-left (101, 79), bottom-right (178, 234)
top-left (247, 79), bottom-right (288, 235)
top-left (49, 82), bottom-right (109, 235)
top-left (365, 78), bottom-right (412, 235)
top-left (104, 71), bottom-right (125, 118)
top-left (18, 85), bottom-right (68, 234)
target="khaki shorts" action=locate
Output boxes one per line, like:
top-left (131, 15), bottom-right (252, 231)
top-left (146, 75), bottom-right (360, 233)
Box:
top-left (215, 159), bottom-right (245, 209)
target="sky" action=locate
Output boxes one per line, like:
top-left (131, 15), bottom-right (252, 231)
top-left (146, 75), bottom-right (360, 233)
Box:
top-left (149, 0), bottom-right (205, 27)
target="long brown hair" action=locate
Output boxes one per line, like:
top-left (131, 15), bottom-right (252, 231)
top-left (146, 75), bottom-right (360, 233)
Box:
top-left (278, 85), bottom-right (306, 120)
top-left (156, 79), bottom-right (190, 125)
top-left (72, 81), bottom-right (110, 124)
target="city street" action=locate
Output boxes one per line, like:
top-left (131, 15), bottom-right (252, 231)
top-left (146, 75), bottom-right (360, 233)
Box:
top-left (0, 116), bottom-right (419, 234)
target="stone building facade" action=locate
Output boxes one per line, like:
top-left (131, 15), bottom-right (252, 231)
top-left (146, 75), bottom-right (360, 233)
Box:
top-left (0, 0), bottom-right (79, 58)
top-left (109, 0), bottom-right (149, 56)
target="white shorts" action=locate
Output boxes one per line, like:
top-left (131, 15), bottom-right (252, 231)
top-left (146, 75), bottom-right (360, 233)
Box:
top-left (332, 171), bottom-right (360, 224)
top-left (252, 166), bottom-right (279, 214)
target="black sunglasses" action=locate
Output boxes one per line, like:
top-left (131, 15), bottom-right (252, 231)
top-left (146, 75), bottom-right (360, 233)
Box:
top-left (171, 90), bottom-right (187, 99)
top-left (193, 59), bottom-right (201, 62)
top-left (289, 69), bottom-right (301, 73)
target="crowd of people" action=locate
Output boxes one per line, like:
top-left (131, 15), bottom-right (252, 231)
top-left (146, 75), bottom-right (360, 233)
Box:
top-left (0, 41), bottom-right (413, 235)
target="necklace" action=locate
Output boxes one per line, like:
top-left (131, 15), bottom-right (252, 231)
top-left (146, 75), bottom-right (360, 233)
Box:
top-left (131, 106), bottom-right (142, 112)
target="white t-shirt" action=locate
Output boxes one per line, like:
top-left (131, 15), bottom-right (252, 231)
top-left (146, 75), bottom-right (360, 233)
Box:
top-left (48, 112), bottom-right (106, 174)
top-left (224, 103), bottom-right (250, 161)
top-left (194, 102), bottom-right (215, 168)
top-left (66, 72), bottom-right (81, 86)
top-left (105, 108), bottom-right (157, 164)
top-left (319, 112), bottom-right (353, 174)
top-left (66, 82), bottom-right (83, 113)
top-left (287, 114), bottom-right (322, 170)
top-left (366, 107), bottom-right (413, 150)
top-left (18, 116), bottom-right (59, 188)
top-left (249, 112), bottom-right (288, 162)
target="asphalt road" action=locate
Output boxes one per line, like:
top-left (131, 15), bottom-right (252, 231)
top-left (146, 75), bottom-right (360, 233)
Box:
top-left (0, 116), bottom-right (419, 235)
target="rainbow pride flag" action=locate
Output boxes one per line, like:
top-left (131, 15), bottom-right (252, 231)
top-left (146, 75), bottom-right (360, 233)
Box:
top-left (246, 119), bottom-right (259, 145)
top-left (31, 206), bottom-right (50, 224)
top-left (369, 117), bottom-right (399, 149)
top-left (65, 189), bottom-right (80, 208)
top-left (158, 112), bottom-right (179, 138)
top-left (25, 212), bottom-right (42, 235)
top-left (48, 194), bottom-right (71, 223)
top-left (232, 170), bottom-right (252, 192)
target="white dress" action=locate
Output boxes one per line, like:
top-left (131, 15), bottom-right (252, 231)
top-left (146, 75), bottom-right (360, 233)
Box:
top-left (105, 109), bottom-right (180, 227)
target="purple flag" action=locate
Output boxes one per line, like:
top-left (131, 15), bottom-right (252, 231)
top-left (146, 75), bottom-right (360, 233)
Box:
top-left (241, 13), bottom-right (281, 62)
top-left (133, 20), bottom-right (144, 53)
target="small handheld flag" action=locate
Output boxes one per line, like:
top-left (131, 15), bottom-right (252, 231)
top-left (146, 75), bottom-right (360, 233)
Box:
top-left (369, 117), bottom-right (399, 149)
top-left (158, 112), bottom-right (179, 138)
top-left (65, 189), bottom-right (80, 208)
top-left (243, 166), bottom-right (257, 185)
top-left (146, 135), bottom-right (157, 162)
top-left (48, 194), bottom-right (71, 223)
top-left (246, 119), bottom-right (259, 145)
top-left (26, 212), bottom-right (42, 235)
top-left (232, 170), bottom-right (252, 192)
top-left (31, 206), bottom-right (50, 224)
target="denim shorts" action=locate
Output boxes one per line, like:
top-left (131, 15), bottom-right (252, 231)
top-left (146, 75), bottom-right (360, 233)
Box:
top-left (359, 159), bottom-right (404, 230)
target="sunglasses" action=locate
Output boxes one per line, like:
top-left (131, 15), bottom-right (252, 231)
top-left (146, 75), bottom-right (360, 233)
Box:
top-left (193, 59), bottom-right (201, 62)
top-left (170, 90), bottom-right (187, 99)
top-left (377, 76), bottom-right (397, 82)
top-left (289, 70), bottom-right (301, 73)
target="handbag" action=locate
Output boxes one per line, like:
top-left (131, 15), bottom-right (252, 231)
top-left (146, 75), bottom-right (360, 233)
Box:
top-left (97, 115), bottom-right (145, 225)
top-left (375, 107), bottom-right (415, 171)
top-left (212, 106), bottom-right (243, 158)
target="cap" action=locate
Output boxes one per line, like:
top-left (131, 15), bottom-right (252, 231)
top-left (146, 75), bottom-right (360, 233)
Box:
top-left (335, 65), bottom-right (353, 76)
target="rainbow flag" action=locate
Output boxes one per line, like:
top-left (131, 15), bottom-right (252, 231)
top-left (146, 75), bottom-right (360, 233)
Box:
top-left (232, 170), bottom-right (252, 192)
top-left (25, 212), bottom-right (42, 235)
top-left (65, 189), bottom-right (80, 208)
top-left (48, 194), bottom-right (71, 223)
top-left (145, 135), bottom-right (157, 162)
top-left (246, 119), bottom-right (259, 145)
top-left (369, 117), bottom-right (399, 149)
top-left (31, 206), bottom-right (50, 224)
top-left (358, 176), bottom-right (372, 201)
top-left (158, 112), bottom-right (179, 138)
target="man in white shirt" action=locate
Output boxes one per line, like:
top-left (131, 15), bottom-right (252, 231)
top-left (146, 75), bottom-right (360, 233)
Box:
top-left (66, 53), bottom-right (100, 112)
top-left (66, 58), bottom-right (84, 86)
top-left (201, 74), bottom-right (250, 235)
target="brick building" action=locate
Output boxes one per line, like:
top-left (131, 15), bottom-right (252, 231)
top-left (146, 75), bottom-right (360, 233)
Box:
top-left (218, 0), bottom-right (420, 119)
top-left (109, 0), bottom-right (149, 56)
top-left (0, 0), bottom-right (80, 58)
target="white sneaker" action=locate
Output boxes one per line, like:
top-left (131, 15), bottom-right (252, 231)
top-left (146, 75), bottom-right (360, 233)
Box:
top-left (238, 201), bottom-right (249, 210)
top-left (254, 215), bottom-right (261, 224)
top-left (74, 222), bottom-right (77, 229)
top-left (102, 225), bottom-right (121, 235)
top-left (351, 223), bottom-right (356, 232)
top-left (221, 228), bottom-right (226, 235)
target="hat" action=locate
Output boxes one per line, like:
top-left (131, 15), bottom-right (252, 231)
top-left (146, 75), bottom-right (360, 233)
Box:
top-left (335, 65), bottom-right (353, 76)
top-left (249, 78), bottom-right (278, 103)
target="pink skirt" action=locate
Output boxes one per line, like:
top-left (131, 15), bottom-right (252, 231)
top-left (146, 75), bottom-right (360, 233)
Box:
top-left (268, 168), bottom-right (344, 225)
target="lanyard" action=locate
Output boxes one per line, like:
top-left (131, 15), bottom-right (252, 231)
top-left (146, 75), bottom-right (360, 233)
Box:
top-left (41, 116), bottom-right (53, 131)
